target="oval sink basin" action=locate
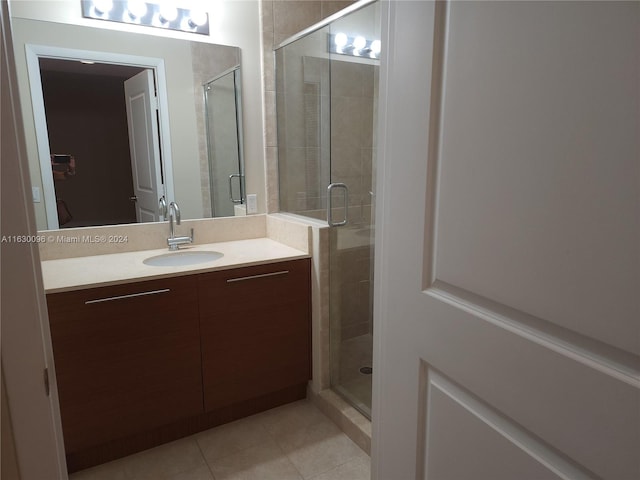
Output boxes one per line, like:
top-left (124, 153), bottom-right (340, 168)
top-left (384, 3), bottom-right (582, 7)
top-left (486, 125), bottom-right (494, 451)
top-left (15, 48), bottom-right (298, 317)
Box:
top-left (143, 250), bottom-right (224, 267)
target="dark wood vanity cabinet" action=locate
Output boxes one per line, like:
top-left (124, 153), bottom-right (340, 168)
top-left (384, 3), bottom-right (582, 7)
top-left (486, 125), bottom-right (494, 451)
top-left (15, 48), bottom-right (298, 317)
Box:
top-left (46, 276), bottom-right (204, 455)
top-left (198, 259), bottom-right (311, 412)
top-left (46, 258), bottom-right (311, 471)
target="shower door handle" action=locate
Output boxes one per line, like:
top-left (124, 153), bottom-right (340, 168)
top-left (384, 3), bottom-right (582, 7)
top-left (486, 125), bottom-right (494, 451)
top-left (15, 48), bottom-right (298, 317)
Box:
top-left (327, 183), bottom-right (348, 227)
top-left (228, 174), bottom-right (243, 204)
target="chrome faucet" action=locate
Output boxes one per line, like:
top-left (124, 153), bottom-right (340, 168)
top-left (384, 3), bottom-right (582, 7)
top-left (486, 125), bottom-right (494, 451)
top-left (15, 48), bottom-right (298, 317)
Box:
top-left (167, 201), bottom-right (193, 251)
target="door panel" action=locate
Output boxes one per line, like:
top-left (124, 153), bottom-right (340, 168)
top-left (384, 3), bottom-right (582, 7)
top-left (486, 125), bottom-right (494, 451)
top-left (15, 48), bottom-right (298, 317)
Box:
top-left (433, 0), bottom-right (639, 355)
top-left (424, 370), bottom-right (575, 480)
top-left (373, 2), bottom-right (640, 480)
top-left (124, 69), bottom-right (162, 222)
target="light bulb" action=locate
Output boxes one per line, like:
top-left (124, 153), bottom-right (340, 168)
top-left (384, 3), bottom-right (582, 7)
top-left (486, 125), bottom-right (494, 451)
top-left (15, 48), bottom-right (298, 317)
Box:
top-left (334, 32), bottom-right (348, 48)
top-left (188, 10), bottom-right (208, 27)
top-left (353, 36), bottom-right (366, 51)
top-left (127, 0), bottom-right (147, 19)
top-left (92, 0), bottom-right (113, 14)
top-left (370, 40), bottom-right (381, 55)
top-left (159, 4), bottom-right (178, 23)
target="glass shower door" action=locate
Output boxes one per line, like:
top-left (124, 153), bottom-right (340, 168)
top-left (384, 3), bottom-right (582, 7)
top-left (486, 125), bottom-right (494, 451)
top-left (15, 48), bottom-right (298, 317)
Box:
top-left (276, 25), bottom-right (331, 219)
top-left (275, 0), bottom-right (380, 419)
top-left (327, 2), bottom-right (380, 418)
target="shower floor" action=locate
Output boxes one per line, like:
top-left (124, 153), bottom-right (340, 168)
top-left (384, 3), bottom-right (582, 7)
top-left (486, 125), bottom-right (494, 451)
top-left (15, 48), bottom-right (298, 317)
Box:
top-left (336, 333), bottom-right (373, 417)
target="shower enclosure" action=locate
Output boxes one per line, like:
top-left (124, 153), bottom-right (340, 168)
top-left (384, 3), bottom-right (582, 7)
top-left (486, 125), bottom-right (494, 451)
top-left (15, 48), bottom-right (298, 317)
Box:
top-left (275, 0), bottom-right (380, 418)
top-left (204, 66), bottom-right (245, 217)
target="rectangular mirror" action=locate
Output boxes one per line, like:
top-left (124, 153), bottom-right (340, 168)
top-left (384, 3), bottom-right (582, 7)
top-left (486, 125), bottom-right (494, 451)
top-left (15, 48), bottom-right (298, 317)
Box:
top-left (10, 16), bottom-right (245, 230)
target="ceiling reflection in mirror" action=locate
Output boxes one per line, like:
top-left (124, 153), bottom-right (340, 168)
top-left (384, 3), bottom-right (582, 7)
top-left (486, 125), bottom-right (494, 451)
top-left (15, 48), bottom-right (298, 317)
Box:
top-left (10, 17), bottom-right (245, 230)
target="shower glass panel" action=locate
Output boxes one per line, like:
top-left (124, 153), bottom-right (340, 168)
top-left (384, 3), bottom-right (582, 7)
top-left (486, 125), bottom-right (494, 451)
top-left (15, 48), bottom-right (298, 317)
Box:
top-left (276, 25), bottom-right (331, 219)
top-left (276, 0), bottom-right (380, 419)
top-left (204, 67), bottom-right (244, 217)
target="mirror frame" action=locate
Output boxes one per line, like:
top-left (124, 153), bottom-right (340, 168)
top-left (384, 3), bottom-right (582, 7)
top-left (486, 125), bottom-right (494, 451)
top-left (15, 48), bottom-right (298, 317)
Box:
top-left (25, 44), bottom-right (175, 229)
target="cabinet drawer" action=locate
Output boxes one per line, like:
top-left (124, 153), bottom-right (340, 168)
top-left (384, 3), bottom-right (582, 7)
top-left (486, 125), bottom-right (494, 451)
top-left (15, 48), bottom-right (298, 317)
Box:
top-left (47, 276), bottom-right (203, 453)
top-left (198, 259), bottom-right (310, 314)
top-left (198, 259), bottom-right (311, 411)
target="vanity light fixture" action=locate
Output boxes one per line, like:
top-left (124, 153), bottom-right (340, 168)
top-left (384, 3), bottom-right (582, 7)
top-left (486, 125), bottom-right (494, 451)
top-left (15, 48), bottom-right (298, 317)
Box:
top-left (187, 9), bottom-right (208, 28)
top-left (126, 0), bottom-right (147, 20)
top-left (158, 4), bottom-right (178, 23)
top-left (92, 0), bottom-right (113, 15)
top-left (333, 32), bottom-right (348, 53)
top-left (81, 0), bottom-right (210, 35)
top-left (370, 40), bottom-right (382, 56)
top-left (352, 36), bottom-right (366, 53)
top-left (328, 32), bottom-right (381, 60)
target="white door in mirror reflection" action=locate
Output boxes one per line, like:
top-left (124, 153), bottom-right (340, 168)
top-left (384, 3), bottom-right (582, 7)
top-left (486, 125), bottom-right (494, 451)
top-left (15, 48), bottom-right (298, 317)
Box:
top-left (124, 69), bottom-right (163, 223)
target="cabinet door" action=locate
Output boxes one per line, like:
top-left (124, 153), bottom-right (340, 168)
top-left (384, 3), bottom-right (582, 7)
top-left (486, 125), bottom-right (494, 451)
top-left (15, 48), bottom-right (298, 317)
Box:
top-left (198, 259), bottom-right (311, 411)
top-left (46, 276), bottom-right (203, 454)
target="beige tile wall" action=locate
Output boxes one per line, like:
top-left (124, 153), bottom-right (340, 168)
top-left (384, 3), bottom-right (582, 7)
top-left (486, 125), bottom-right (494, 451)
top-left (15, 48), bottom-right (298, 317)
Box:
top-left (38, 215), bottom-right (268, 260)
top-left (266, 4), bottom-right (377, 229)
top-left (329, 61), bottom-right (377, 223)
top-left (261, 0), bottom-right (356, 213)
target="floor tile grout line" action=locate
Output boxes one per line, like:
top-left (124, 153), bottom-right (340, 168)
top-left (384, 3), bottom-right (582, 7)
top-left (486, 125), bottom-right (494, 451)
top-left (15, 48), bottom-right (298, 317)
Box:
top-left (275, 439), bottom-right (306, 480)
top-left (193, 435), bottom-right (218, 480)
top-left (258, 400), bottom-right (347, 480)
top-left (299, 449), bottom-right (367, 480)
top-left (275, 401), bottom-right (368, 480)
top-left (305, 454), bottom-right (369, 480)
top-left (260, 420), bottom-right (307, 480)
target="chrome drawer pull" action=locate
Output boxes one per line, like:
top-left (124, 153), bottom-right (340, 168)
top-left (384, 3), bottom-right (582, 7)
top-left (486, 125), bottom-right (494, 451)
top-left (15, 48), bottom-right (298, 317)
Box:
top-left (226, 270), bottom-right (289, 283)
top-left (84, 288), bottom-right (171, 304)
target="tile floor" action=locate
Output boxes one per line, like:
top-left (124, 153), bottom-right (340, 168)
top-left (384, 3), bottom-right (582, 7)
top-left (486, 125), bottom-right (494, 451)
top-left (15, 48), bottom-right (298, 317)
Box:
top-left (70, 399), bottom-right (370, 480)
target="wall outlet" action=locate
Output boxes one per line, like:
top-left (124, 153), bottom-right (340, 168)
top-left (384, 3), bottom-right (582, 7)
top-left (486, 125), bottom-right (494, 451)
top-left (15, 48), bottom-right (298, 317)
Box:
top-left (246, 194), bottom-right (257, 214)
top-left (32, 186), bottom-right (41, 203)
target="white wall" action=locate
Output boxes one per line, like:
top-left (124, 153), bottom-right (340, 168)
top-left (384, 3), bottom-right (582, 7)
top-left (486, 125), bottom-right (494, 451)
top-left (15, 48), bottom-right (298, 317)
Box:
top-left (9, 0), bottom-right (266, 227)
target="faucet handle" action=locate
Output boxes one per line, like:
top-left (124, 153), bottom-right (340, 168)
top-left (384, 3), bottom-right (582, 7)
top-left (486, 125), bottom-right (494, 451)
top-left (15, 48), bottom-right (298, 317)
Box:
top-left (189, 228), bottom-right (194, 243)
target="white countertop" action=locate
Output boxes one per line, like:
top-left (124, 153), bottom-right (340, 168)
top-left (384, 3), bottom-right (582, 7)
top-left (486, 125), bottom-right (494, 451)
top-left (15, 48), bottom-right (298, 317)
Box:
top-left (41, 238), bottom-right (310, 293)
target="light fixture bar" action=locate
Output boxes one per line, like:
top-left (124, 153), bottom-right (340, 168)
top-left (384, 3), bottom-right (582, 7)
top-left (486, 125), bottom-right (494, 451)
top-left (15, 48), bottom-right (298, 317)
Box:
top-left (328, 33), bottom-right (381, 60)
top-left (81, 0), bottom-right (210, 36)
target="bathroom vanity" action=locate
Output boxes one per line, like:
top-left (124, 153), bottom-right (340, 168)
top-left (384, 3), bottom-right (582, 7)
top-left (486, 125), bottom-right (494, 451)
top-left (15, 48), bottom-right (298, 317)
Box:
top-left (43, 238), bottom-right (311, 472)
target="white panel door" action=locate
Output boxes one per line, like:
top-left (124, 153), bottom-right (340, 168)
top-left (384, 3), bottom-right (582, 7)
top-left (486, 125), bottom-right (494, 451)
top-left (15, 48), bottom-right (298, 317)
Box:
top-left (124, 69), bottom-right (163, 223)
top-left (372, 2), bottom-right (639, 480)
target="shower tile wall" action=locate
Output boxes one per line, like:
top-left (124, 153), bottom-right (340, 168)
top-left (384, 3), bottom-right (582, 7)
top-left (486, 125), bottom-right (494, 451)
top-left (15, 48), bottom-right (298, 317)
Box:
top-left (277, 53), bottom-right (331, 218)
top-left (329, 60), bottom-right (377, 342)
top-left (276, 56), bottom-right (377, 222)
top-left (330, 61), bottom-right (377, 225)
top-left (331, 238), bottom-right (373, 338)
top-left (261, 0), bottom-right (357, 213)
